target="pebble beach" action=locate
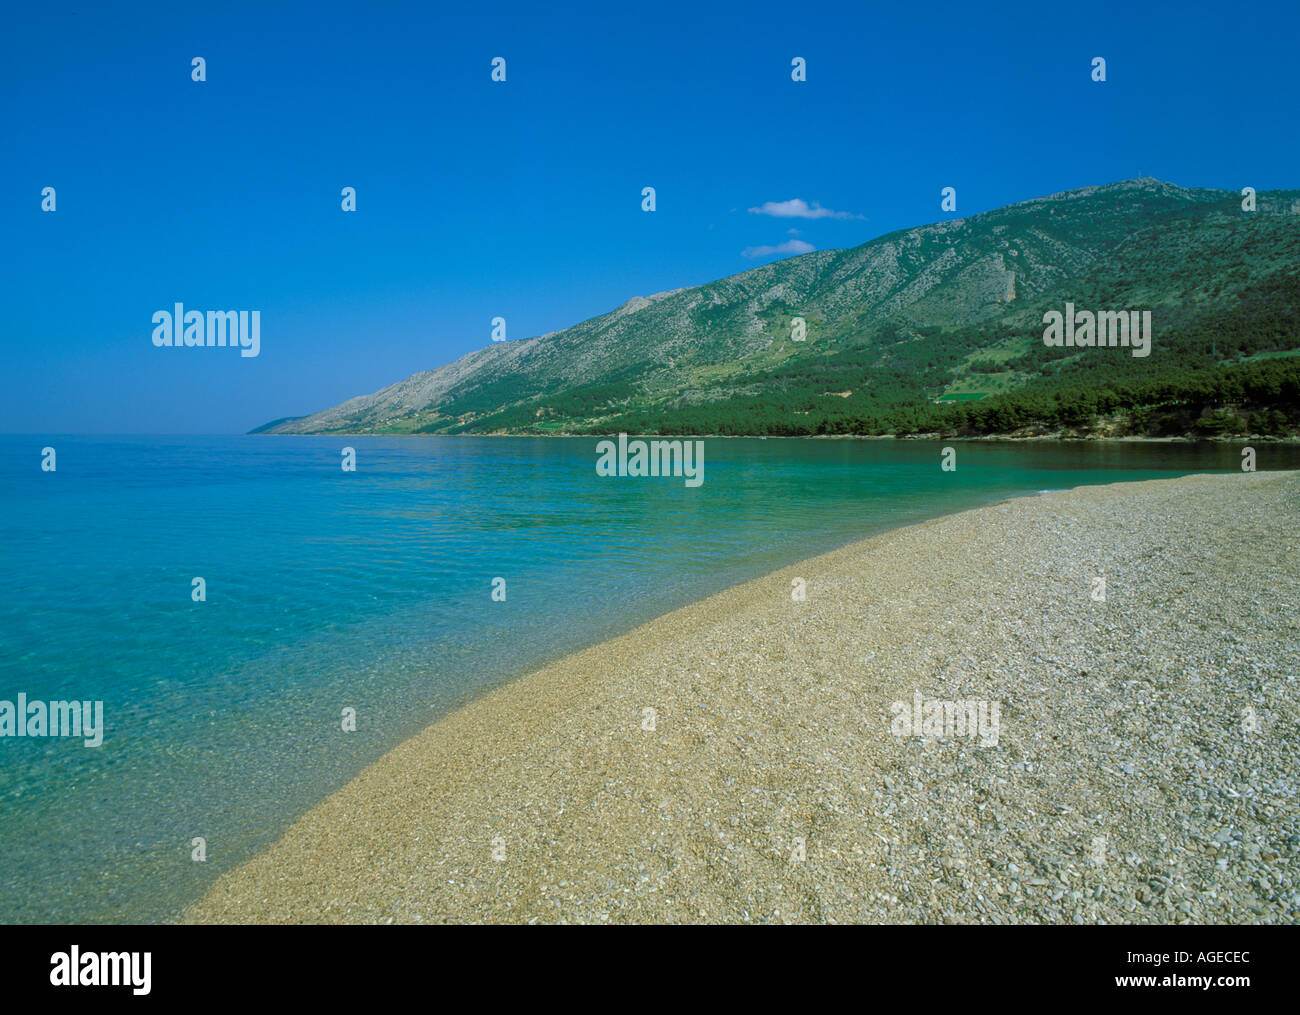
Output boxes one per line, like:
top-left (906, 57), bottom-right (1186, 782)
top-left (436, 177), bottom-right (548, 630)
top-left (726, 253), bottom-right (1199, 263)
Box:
top-left (182, 470), bottom-right (1300, 924)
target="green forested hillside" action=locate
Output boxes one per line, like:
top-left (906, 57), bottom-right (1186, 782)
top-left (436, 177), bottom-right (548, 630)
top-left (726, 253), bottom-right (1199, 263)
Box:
top-left (258, 179), bottom-right (1300, 440)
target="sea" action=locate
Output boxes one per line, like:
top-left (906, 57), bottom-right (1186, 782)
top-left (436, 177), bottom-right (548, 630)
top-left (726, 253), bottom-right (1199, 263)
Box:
top-left (1, 434), bottom-right (1295, 922)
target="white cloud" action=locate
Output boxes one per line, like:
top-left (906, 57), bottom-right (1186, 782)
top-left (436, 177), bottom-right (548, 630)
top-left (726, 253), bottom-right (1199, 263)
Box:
top-left (741, 238), bottom-right (816, 258)
top-left (747, 198), bottom-right (863, 220)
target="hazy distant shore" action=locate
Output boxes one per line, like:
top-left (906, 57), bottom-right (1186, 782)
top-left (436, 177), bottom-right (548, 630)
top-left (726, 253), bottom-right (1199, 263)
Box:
top-left (183, 470), bottom-right (1300, 925)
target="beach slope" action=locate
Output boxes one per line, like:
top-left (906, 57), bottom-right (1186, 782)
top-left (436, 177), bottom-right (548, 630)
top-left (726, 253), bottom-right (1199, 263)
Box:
top-left (183, 471), bottom-right (1300, 924)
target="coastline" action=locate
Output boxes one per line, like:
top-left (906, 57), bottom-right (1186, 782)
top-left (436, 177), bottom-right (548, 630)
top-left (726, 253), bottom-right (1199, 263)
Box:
top-left (182, 470), bottom-right (1300, 924)
top-left (250, 430), bottom-right (1300, 442)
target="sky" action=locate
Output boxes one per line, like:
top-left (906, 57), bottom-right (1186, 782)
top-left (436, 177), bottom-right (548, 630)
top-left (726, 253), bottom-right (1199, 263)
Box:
top-left (3, 0), bottom-right (1298, 433)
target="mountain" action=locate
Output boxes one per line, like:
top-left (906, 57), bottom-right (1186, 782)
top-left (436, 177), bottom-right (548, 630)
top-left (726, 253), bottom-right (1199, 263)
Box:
top-left (257, 179), bottom-right (1300, 439)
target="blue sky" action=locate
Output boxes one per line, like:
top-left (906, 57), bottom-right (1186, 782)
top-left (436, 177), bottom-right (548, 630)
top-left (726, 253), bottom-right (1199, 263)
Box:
top-left (3, 0), bottom-right (1297, 433)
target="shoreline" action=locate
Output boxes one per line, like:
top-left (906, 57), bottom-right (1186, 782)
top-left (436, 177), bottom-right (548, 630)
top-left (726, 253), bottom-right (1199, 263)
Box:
top-left (183, 470), bottom-right (1300, 924)
top-left (249, 431), bottom-right (1300, 443)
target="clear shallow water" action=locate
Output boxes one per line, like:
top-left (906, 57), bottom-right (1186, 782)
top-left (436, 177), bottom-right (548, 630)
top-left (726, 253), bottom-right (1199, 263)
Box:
top-left (1, 435), bottom-right (1295, 923)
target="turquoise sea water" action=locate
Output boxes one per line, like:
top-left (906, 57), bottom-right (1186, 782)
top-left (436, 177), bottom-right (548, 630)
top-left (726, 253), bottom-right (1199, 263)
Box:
top-left (1, 435), bottom-right (1295, 923)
